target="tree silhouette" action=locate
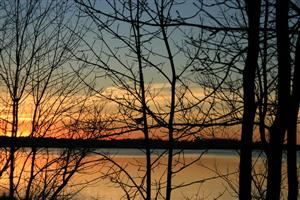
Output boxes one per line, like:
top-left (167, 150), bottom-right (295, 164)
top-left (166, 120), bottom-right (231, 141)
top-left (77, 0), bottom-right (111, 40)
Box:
top-left (0, 0), bottom-right (95, 198)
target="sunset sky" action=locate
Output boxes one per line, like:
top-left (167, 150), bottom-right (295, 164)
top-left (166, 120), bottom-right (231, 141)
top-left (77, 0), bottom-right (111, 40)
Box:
top-left (0, 0), bottom-right (297, 144)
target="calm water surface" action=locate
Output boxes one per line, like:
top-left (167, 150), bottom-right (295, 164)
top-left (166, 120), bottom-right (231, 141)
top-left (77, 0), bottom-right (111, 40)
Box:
top-left (73, 149), bottom-right (260, 200)
top-left (0, 149), bottom-right (292, 200)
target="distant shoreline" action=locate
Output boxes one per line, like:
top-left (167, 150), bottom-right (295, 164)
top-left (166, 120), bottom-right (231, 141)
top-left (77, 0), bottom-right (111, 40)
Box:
top-left (0, 136), bottom-right (299, 150)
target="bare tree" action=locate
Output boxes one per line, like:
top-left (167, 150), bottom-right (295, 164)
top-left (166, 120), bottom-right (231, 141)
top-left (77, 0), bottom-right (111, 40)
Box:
top-left (73, 0), bottom-right (225, 199)
top-left (286, 3), bottom-right (300, 200)
top-left (287, 33), bottom-right (300, 200)
top-left (189, 1), bottom-right (300, 200)
top-left (266, 0), bottom-right (291, 199)
top-left (239, 1), bottom-right (261, 199)
top-left (46, 0), bottom-right (300, 199)
top-left (0, 0), bottom-right (102, 199)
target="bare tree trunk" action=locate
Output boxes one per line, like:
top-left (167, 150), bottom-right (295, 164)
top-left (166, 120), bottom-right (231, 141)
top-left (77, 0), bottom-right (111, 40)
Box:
top-left (162, 26), bottom-right (176, 200)
top-left (9, 142), bottom-right (15, 199)
top-left (25, 148), bottom-right (37, 200)
top-left (287, 33), bottom-right (300, 200)
top-left (239, 1), bottom-right (261, 199)
top-left (156, 3), bottom-right (177, 199)
top-left (10, 39), bottom-right (21, 200)
top-left (9, 0), bottom-right (21, 197)
top-left (136, 22), bottom-right (152, 200)
top-left (266, 0), bottom-right (291, 199)
top-left (131, 1), bottom-right (151, 199)
top-left (258, 0), bottom-right (269, 146)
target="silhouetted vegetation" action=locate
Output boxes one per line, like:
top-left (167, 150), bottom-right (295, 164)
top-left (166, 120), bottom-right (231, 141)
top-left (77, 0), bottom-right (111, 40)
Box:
top-left (1, 136), bottom-right (298, 150)
top-left (0, 0), bottom-right (299, 199)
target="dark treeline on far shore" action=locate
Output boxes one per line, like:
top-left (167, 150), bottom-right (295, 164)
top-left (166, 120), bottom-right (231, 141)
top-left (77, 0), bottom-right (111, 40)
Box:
top-left (0, 136), bottom-right (299, 150)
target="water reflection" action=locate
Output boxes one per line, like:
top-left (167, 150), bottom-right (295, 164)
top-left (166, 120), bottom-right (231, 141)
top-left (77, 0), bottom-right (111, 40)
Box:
top-left (0, 148), bottom-right (289, 199)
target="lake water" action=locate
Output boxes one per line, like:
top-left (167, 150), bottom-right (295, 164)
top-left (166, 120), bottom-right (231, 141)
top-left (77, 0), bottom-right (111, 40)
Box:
top-left (0, 149), bottom-right (292, 199)
top-left (76, 149), bottom-right (242, 200)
